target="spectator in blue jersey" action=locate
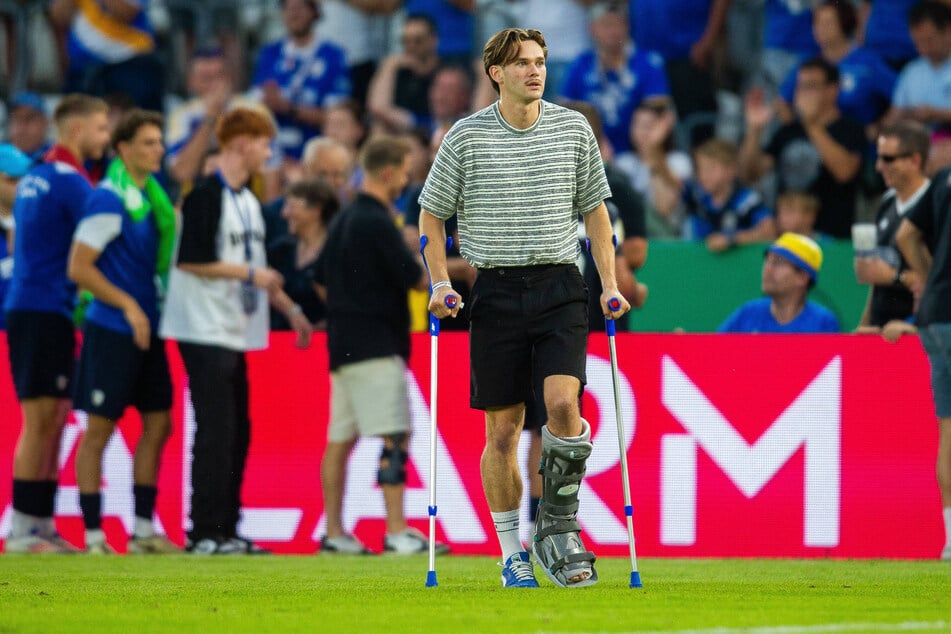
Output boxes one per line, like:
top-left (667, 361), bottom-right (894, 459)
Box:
top-left (159, 107), bottom-right (311, 555)
top-left (51, 0), bottom-right (164, 112)
top-left (367, 13), bottom-right (442, 135)
top-left (3, 95), bottom-right (111, 554)
top-left (887, 1), bottom-right (951, 174)
top-left (66, 110), bottom-right (180, 555)
top-left (268, 178), bottom-right (339, 331)
top-left (776, 1), bottom-right (896, 134)
top-left (404, 0), bottom-right (475, 68)
top-left (630, 0), bottom-right (729, 147)
top-left (683, 138), bottom-right (777, 251)
top-left (5, 93), bottom-right (51, 165)
top-left (740, 57), bottom-right (866, 239)
top-left (559, 2), bottom-right (671, 155)
top-left (859, 0), bottom-right (919, 71)
top-left (0, 144), bottom-right (32, 331)
top-left (252, 0), bottom-right (350, 168)
top-left (756, 0), bottom-right (819, 98)
top-left (718, 232), bottom-right (839, 334)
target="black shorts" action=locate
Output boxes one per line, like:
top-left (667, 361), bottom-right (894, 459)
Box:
top-left (73, 321), bottom-right (172, 420)
top-left (6, 310), bottom-right (76, 400)
top-left (469, 264), bottom-right (588, 410)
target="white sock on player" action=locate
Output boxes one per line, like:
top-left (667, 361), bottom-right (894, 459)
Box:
top-left (492, 509), bottom-right (523, 562)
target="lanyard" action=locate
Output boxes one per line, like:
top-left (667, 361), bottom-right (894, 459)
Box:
top-left (217, 171), bottom-right (254, 263)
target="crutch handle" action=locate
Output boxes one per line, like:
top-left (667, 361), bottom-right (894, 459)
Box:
top-left (445, 295), bottom-right (458, 308)
top-left (605, 297), bottom-right (622, 336)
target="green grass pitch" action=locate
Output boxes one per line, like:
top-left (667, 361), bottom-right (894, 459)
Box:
top-left (0, 556), bottom-right (949, 633)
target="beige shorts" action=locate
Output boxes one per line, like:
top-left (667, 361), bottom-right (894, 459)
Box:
top-left (328, 355), bottom-right (411, 443)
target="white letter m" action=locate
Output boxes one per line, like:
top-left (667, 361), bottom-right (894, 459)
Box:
top-left (660, 355), bottom-right (840, 548)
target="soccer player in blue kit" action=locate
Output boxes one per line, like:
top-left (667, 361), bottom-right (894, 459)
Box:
top-left (4, 94), bottom-right (111, 553)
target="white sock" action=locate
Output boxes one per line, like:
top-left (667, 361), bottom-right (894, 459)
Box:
top-left (85, 528), bottom-right (106, 547)
top-left (491, 509), bottom-right (523, 561)
top-left (10, 510), bottom-right (38, 539)
top-left (134, 516), bottom-right (155, 538)
top-left (943, 508), bottom-right (951, 549)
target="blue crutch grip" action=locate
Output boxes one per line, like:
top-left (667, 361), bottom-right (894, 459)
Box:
top-left (606, 297), bottom-right (621, 335)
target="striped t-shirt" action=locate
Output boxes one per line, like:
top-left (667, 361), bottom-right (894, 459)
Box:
top-left (418, 100), bottom-right (611, 268)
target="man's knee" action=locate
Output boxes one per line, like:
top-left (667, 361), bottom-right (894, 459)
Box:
top-left (544, 393), bottom-right (578, 424)
top-left (378, 433), bottom-right (408, 485)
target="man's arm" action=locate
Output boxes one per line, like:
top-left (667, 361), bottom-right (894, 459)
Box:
top-left (367, 55), bottom-right (415, 132)
top-left (803, 122), bottom-right (862, 183)
top-left (68, 238), bottom-right (151, 350)
top-left (419, 210), bottom-right (462, 318)
top-left (896, 217), bottom-right (933, 287)
top-left (583, 203), bottom-right (630, 318)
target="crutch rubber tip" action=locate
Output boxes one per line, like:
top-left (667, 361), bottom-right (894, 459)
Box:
top-left (426, 571), bottom-right (439, 587)
top-left (630, 571), bottom-right (643, 588)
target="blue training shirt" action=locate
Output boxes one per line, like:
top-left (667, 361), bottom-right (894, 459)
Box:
top-left (78, 185), bottom-right (162, 335)
top-left (718, 298), bottom-right (840, 334)
top-left (560, 48), bottom-right (669, 154)
top-left (764, 0), bottom-right (818, 57)
top-left (4, 161), bottom-right (94, 318)
top-left (252, 38), bottom-right (350, 160)
top-left (631, 0), bottom-right (709, 62)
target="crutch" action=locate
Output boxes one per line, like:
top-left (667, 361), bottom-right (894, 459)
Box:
top-left (419, 234), bottom-right (457, 588)
top-left (605, 295), bottom-right (643, 588)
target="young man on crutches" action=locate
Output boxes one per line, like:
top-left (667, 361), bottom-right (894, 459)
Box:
top-left (419, 27), bottom-right (630, 588)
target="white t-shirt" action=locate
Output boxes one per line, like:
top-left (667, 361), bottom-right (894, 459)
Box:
top-left (159, 176), bottom-right (269, 351)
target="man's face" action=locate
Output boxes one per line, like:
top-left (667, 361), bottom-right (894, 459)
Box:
top-left (387, 154), bottom-right (412, 201)
top-left (591, 11), bottom-right (628, 54)
top-left (304, 147), bottom-right (352, 192)
top-left (78, 111), bottom-right (112, 161)
top-left (910, 20), bottom-right (951, 65)
top-left (189, 57), bottom-right (229, 97)
top-left (401, 19), bottom-right (437, 60)
top-left (429, 69), bottom-right (470, 121)
top-left (494, 40), bottom-right (546, 104)
top-left (0, 173), bottom-right (20, 211)
top-left (876, 135), bottom-right (919, 190)
top-left (795, 67), bottom-right (836, 107)
top-left (281, 194), bottom-right (319, 236)
top-left (322, 108), bottom-right (363, 150)
top-left (7, 107), bottom-right (48, 155)
top-left (282, 0), bottom-right (318, 39)
top-left (119, 123), bottom-right (165, 177)
top-left (761, 251), bottom-right (807, 298)
top-left (812, 6), bottom-right (846, 50)
top-left (241, 135), bottom-right (274, 174)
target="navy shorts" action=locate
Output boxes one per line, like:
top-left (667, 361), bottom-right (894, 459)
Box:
top-left (919, 323), bottom-right (951, 419)
top-left (73, 321), bottom-right (172, 420)
top-left (469, 264), bottom-right (588, 410)
top-left (5, 310), bottom-right (76, 400)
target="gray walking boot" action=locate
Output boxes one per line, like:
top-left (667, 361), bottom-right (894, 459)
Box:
top-left (532, 421), bottom-right (598, 588)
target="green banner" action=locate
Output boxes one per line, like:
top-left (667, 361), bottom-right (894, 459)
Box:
top-left (628, 240), bottom-right (869, 332)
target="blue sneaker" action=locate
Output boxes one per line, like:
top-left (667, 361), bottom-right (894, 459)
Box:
top-left (500, 551), bottom-right (539, 588)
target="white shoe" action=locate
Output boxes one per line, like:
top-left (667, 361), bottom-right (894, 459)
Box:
top-left (128, 534), bottom-right (182, 554)
top-left (383, 527), bottom-right (449, 555)
top-left (85, 541), bottom-right (116, 555)
top-left (320, 533), bottom-right (373, 554)
top-left (5, 534), bottom-right (72, 554)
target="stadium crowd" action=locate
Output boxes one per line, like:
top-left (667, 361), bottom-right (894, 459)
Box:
top-left (1, 0), bottom-right (950, 561)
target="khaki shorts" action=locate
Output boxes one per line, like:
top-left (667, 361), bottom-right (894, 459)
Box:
top-left (328, 355), bottom-right (411, 443)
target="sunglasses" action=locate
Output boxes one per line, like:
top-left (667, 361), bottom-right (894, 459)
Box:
top-left (878, 153), bottom-right (911, 164)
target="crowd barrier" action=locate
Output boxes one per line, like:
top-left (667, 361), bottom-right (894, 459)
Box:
top-left (0, 332), bottom-right (943, 558)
